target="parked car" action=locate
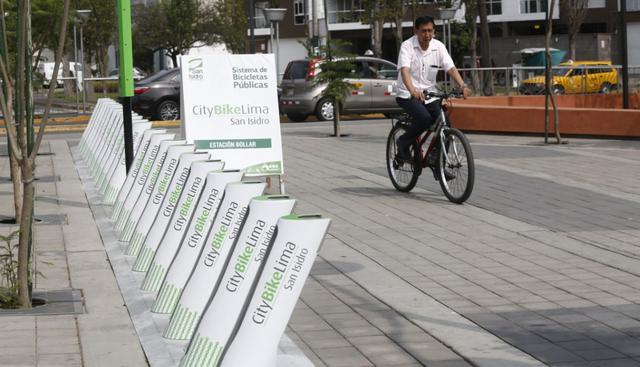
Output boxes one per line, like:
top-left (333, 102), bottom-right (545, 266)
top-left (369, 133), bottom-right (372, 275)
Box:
top-left (132, 68), bottom-right (181, 121)
top-left (279, 56), bottom-right (402, 122)
top-left (519, 61), bottom-right (618, 95)
top-left (108, 67), bottom-right (147, 80)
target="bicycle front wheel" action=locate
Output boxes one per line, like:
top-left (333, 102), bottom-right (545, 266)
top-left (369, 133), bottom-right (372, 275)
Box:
top-left (437, 128), bottom-right (475, 204)
top-left (386, 123), bottom-right (421, 192)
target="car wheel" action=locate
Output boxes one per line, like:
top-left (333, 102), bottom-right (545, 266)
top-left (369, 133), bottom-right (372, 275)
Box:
top-left (552, 85), bottom-right (565, 95)
top-left (156, 100), bottom-right (179, 121)
top-left (315, 98), bottom-right (334, 121)
top-left (599, 82), bottom-right (612, 94)
top-left (286, 112), bottom-right (308, 122)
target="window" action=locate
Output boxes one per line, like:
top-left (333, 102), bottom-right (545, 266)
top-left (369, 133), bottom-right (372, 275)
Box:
top-left (329, 0), bottom-right (365, 23)
top-left (520, 0), bottom-right (547, 13)
top-left (350, 62), bottom-right (367, 78)
top-left (283, 61), bottom-right (308, 80)
top-left (569, 67), bottom-right (585, 77)
top-left (367, 61), bottom-right (398, 79)
top-left (293, 0), bottom-right (306, 25)
top-left (588, 0), bottom-right (605, 7)
top-left (486, 0), bottom-right (502, 15)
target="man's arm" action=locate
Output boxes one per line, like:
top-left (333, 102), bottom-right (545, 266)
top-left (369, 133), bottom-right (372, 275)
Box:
top-left (401, 67), bottom-right (424, 101)
top-left (447, 67), bottom-right (471, 98)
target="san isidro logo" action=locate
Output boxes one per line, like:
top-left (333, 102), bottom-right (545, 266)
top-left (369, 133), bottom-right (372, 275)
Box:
top-left (188, 58), bottom-right (204, 80)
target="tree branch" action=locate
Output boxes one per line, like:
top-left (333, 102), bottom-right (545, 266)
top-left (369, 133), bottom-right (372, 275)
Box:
top-left (0, 0), bottom-right (9, 67)
top-left (0, 82), bottom-right (22, 162)
top-left (31, 0), bottom-right (71, 161)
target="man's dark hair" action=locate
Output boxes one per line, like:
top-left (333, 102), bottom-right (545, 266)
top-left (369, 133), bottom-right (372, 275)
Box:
top-left (414, 16), bottom-right (435, 29)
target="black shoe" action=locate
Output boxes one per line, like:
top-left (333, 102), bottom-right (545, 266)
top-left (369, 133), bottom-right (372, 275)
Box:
top-left (432, 166), bottom-right (456, 181)
top-left (443, 169), bottom-right (456, 181)
top-left (396, 140), bottom-right (411, 162)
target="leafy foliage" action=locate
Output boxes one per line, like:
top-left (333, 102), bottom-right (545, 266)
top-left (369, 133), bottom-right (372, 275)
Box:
top-left (74, 0), bottom-right (118, 77)
top-left (133, 0), bottom-right (219, 66)
top-left (0, 230), bottom-right (20, 309)
top-left (312, 40), bottom-right (356, 108)
top-left (214, 0), bottom-right (247, 53)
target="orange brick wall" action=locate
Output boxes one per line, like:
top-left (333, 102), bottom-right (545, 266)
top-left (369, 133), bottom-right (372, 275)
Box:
top-left (449, 94), bottom-right (640, 137)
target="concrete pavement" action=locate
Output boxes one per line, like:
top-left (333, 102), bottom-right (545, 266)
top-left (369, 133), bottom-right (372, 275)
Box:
top-left (1, 118), bottom-right (639, 366)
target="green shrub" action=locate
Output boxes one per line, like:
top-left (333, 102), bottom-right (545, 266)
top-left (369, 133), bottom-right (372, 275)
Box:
top-left (0, 230), bottom-right (20, 309)
top-left (93, 80), bottom-right (120, 94)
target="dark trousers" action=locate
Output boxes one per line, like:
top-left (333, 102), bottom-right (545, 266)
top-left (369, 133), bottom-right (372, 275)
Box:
top-left (395, 97), bottom-right (441, 148)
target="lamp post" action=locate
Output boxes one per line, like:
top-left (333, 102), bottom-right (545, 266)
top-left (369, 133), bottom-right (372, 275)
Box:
top-left (249, 0), bottom-right (256, 53)
top-left (76, 9), bottom-right (91, 114)
top-left (263, 8), bottom-right (287, 80)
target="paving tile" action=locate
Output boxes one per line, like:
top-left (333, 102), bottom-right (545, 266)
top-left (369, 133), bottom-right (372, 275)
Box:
top-left (313, 346), bottom-right (373, 367)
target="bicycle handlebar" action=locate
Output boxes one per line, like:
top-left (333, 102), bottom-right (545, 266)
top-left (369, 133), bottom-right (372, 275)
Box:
top-left (424, 90), bottom-right (464, 99)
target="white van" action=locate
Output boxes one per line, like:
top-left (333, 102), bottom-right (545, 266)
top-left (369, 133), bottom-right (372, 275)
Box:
top-left (37, 62), bottom-right (82, 87)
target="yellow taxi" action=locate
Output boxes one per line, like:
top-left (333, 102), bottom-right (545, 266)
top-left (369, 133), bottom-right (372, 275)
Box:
top-left (519, 61), bottom-right (618, 95)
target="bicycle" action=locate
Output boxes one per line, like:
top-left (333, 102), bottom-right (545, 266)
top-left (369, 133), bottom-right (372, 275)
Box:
top-left (386, 90), bottom-right (475, 204)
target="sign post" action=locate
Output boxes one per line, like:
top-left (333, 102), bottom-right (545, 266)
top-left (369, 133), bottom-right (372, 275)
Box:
top-left (116, 0), bottom-right (135, 171)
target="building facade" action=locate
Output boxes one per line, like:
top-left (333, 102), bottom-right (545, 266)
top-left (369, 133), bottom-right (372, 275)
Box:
top-left (251, 0), bottom-right (640, 77)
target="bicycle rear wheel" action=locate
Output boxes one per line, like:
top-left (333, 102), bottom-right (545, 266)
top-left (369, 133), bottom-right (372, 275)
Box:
top-left (386, 123), bottom-right (421, 192)
top-left (437, 128), bottom-right (475, 203)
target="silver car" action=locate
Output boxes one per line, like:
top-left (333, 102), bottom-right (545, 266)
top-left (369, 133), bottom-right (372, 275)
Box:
top-left (279, 56), bottom-right (402, 122)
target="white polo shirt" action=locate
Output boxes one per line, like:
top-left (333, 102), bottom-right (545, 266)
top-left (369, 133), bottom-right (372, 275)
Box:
top-left (396, 35), bottom-right (455, 99)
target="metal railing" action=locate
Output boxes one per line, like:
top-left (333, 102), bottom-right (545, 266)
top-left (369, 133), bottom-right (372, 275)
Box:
top-left (39, 76), bottom-right (140, 115)
top-left (448, 65), bottom-right (640, 97)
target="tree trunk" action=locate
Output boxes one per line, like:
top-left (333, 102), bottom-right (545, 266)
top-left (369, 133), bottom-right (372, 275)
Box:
top-left (477, 0), bottom-right (494, 96)
top-left (373, 19), bottom-right (383, 57)
top-left (170, 52), bottom-right (179, 69)
top-left (333, 99), bottom-right (340, 137)
top-left (98, 46), bottom-right (109, 94)
top-left (16, 161), bottom-right (34, 308)
top-left (394, 14), bottom-right (403, 55)
top-left (9, 147), bottom-right (23, 223)
top-left (470, 23), bottom-right (480, 91)
top-left (545, 0), bottom-right (561, 144)
top-left (63, 54), bottom-right (74, 96)
top-left (84, 62), bottom-right (95, 104)
top-left (569, 32), bottom-right (576, 60)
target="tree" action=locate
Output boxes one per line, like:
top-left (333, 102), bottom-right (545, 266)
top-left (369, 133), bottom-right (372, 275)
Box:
top-left (0, 0), bottom-right (71, 307)
top-left (386, 0), bottom-right (404, 55)
top-left (477, 0), bottom-right (494, 95)
top-left (214, 0), bottom-right (247, 53)
top-left (76, 0), bottom-right (117, 80)
top-left (462, 0), bottom-right (480, 91)
top-left (560, 0), bottom-right (588, 61)
top-left (302, 38), bottom-right (355, 137)
top-left (134, 0), bottom-right (219, 67)
top-left (544, 0), bottom-right (561, 144)
top-left (361, 0), bottom-right (386, 57)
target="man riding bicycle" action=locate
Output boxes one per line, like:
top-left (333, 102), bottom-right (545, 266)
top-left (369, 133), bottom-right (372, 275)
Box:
top-left (396, 16), bottom-right (470, 161)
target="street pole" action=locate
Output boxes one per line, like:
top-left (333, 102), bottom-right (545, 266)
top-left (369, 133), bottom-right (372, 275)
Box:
top-left (276, 21), bottom-right (280, 79)
top-left (620, 0), bottom-right (629, 109)
top-left (80, 24), bottom-right (86, 114)
top-left (117, 0), bottom-right (135, 172)
top-left (249, 0), bottom-right (256, 53)
top-left (73, 23), bottom-right (79, 113)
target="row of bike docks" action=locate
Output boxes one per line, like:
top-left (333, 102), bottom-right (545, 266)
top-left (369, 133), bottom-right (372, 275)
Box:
top-left (77, 98), bottom-right (330, 367)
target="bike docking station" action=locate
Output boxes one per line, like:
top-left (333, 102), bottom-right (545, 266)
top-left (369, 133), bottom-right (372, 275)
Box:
top-left (71, 55), bottom-right (331, 367)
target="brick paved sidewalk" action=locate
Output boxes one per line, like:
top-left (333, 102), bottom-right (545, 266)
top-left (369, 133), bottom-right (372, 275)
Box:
top-left (280, 121), bottom-right (640, 367)
top-left (1, 120), bottom-right (639, 367)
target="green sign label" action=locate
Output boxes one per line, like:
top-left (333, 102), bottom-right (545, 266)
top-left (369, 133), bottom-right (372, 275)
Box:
top-left (195, 139), bottom-right (272, 150)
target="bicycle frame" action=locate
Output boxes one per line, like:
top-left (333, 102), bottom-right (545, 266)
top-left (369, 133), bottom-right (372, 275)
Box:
top-left (413, 99), bottom-right (452, 168)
